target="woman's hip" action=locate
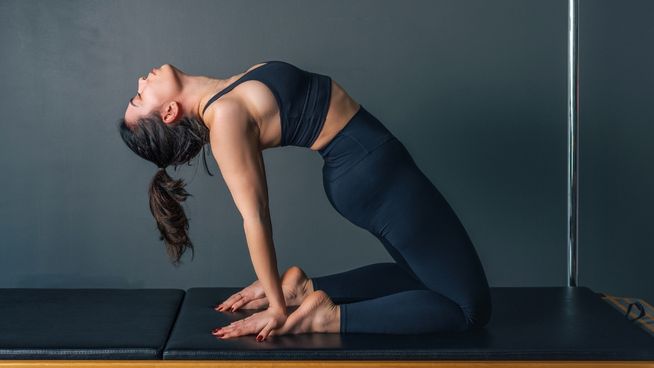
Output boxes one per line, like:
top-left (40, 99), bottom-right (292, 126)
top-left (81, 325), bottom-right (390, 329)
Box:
top-left (318, 105), bottom-right (399, 183)
top-left (319, 107), bottom-right (429, 231)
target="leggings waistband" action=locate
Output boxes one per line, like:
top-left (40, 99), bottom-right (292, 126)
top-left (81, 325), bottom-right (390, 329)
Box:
top-left (318, 105), bottom-right (396, 160)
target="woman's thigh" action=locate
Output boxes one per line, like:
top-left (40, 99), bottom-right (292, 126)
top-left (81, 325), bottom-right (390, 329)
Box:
top-left (321, 111), bottom-right (491, 316)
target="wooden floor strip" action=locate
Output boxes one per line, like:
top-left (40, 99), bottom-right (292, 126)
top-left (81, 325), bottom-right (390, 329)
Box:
top-left (0, 360), bottom-right (654, 368)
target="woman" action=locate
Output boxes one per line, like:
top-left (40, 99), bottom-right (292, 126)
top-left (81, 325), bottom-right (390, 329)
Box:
top-left (118, 60), bottom-right (492, 342)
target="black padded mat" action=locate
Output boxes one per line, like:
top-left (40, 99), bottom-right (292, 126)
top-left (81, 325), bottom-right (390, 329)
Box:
top-left (163, 286), bottom-right (654, 360)
top-left (0, 288), bottom-right (185, 360)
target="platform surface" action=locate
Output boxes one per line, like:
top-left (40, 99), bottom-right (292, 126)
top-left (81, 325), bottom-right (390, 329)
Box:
top-left (163, 286), bottom-right (654, 360)
top-left (0, 288), bottom-right (185, 360)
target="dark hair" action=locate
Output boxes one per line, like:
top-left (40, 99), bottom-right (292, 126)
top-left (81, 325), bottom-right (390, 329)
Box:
top-left (118, 113), bottom-right (213, 267)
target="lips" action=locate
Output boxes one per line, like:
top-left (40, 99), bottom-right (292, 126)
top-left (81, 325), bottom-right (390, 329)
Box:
top-left (151, 67), bottom-right (157, 75)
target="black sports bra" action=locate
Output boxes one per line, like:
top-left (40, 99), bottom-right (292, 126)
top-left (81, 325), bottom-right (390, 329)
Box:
top-left (201, 60), bottom-right (332, 148)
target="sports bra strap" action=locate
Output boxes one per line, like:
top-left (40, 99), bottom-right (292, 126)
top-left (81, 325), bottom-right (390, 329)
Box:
top-left (201, 61), bottom-right (275, 118)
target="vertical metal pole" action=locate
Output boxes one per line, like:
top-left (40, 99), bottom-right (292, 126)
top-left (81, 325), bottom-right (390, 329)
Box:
top-left (567, 0), bottom-right (580, 287)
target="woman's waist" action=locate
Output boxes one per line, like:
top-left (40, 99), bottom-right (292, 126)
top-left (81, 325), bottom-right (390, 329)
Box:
top-left (319, 105), bottom-right (396, 160)
top-left (309, 79), bottom-right (362, 151)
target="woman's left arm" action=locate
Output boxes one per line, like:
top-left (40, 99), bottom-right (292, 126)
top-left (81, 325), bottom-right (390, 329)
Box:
top-left (242, 211), bottom-right (286, 313)
top-left (208, 99), bottom-right (287, 339)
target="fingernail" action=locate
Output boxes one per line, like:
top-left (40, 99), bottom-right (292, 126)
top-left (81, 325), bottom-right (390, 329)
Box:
top-left (256, 335), bottom-right (263, 342)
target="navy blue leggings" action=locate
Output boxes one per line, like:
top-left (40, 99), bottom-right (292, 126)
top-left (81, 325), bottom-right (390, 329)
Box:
top-left (313, 105), bottom-right (492, 334)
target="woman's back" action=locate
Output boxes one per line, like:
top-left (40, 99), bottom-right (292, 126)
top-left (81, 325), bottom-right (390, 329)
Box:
top-left (200, 60), bottom-right (360, 151)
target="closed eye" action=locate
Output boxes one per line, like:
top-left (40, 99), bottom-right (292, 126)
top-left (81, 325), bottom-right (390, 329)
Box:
top-left (129, 92), bottom-right (141, 108)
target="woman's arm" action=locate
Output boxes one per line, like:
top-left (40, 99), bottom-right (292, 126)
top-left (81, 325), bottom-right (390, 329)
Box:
top-left (208, 99), bottom-right (287, 314)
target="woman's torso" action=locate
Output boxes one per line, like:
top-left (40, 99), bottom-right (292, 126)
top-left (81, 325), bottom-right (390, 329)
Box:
top-left (201, 61), bottom-right (361, 151)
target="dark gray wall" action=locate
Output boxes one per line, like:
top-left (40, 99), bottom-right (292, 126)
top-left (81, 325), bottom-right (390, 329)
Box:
top-left (0, 0), bottom-right (652, 302)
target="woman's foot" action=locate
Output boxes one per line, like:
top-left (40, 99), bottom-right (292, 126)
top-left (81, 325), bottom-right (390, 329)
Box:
top-left (281, 265), bottom-right (315, 307)
top-left (271, 290), bottom-right (340, 336)
top-left (215, 265), bottom-right (315, 311)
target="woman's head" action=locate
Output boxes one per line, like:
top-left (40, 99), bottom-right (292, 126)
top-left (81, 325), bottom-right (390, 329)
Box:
top-left (124, 63), bottom-right (184, 126)
top-left (118, 63), bottom-right (213, 267)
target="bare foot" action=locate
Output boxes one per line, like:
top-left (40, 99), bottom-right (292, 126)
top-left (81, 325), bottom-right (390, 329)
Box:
top-left (280, 265), bottom-right (315, 307)
top-left (271, 290), bottom-right (340, 336)
top-left (216, 265), bottom-right (315, 312)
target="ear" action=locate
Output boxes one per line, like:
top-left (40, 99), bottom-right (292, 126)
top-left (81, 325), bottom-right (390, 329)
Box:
top-left (161, 101), bottom-right (181, 124)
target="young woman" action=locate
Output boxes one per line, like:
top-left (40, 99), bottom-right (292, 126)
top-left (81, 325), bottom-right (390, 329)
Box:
top-left (119, 60), bottom-right (492, 342)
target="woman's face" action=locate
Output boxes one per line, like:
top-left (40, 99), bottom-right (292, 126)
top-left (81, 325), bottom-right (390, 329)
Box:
top-left (124, 63), bottom-right (183, 125)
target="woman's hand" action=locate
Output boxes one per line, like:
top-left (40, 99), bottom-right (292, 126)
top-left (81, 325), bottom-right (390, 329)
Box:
top-left (215, 280), bottom-right (267, 312)
top-left (215, 266), bottom-right (312, 312)
top-left (211, 307), bottom-right (288, 341)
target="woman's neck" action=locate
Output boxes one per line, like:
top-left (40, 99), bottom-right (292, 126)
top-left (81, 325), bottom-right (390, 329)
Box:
top-left (177, 73), bottom-right (225, 126)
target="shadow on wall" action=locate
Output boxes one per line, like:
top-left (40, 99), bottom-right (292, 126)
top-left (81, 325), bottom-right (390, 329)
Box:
top-left (16, 274), bottom-right (145, 288)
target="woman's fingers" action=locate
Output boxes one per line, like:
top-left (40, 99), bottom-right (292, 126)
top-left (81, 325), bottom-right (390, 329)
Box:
top-left (216, 289), bottom-right (253, 311)
top-left (215, 292), bottom-right (244, 311)
top-left (240, 297), bottom-right (269, 310)
top-left (227, 294), bottom-right (268, 312)
top-left (212, 316), bottom-right (259, 338)
top-left (217, 296), bottom-right (268, 312)
top-left (229, 296), bottom-right (253, 312)
top-left (215, 280), bottom-right (266, 311)
top-left (212, 308), bottom-right (286, 341)
top-left (228, 313), bottom-right (256, 327)
top-left (256, 321), bottom-right (275, 342)
top-left (216, 293), bottom-right (269, 312)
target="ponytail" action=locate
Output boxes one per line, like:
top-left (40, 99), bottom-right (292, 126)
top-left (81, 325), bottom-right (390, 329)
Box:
top-left (148, 167), bottom-right (194, 267)
top-left (118, 113), bottom-right (211, 266)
